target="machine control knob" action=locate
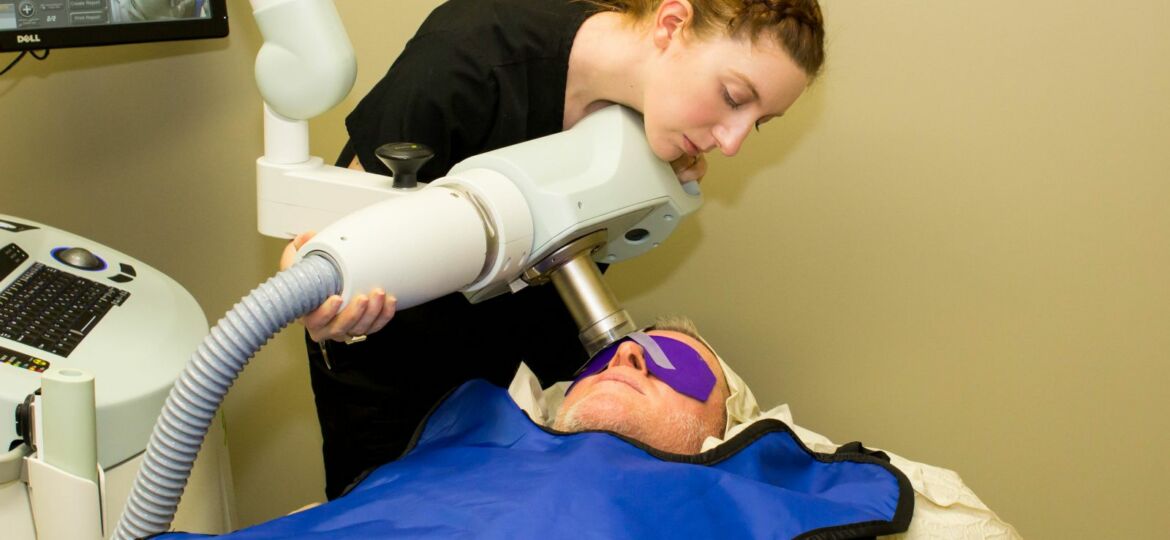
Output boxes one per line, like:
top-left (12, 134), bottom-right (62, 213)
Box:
top-left (14, 391), bottom-right (38, 451)
top-left (53, 246), bottom-right (105, 270)
top-left (375, 142), bottom-right (435, 189)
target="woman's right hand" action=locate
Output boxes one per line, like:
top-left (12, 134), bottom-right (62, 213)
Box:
top-left (281, 232), bottom-right (399, 343)
top-left (671, 153), bottom-right (707, 184)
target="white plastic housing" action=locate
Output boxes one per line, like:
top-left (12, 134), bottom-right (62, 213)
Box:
top-left (0, 479), bottom-right (35, 537)
top-left (26, 458), bottom-right (104, 540)
top-left (271, 106), bottom-right (702, 304)
top-left (24, 368), bottom-right (103, 538)
top-left (39, 367), bottom-right (98, 485)
top-left (298, 185), bottom-right (502, 309)
top-left (251, 0), bottom-right (356, 120)
top-left (450, 105), bottom-right (703, 300)
top-left (431, 168), bottom-right (534, 293)
top-left (256, 155), bottom-right (412, 239)
top-left (262, 104), bottom-right (310, 165)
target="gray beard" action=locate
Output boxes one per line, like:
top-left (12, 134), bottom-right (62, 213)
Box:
top-left (552, 400), bottom-right (709, 454)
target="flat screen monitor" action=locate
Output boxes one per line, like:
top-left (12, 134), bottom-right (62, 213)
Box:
top-left (0, 0), bottom-right (228, 52)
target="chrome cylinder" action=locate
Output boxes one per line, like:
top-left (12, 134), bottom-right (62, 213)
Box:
top-left (524, 231), bottom-right (637, 356)
top-left (548, 251), bottom-right (637, 356)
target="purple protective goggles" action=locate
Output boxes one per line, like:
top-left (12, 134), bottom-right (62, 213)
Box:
top-left (567, 331), bottom-right (717, 402)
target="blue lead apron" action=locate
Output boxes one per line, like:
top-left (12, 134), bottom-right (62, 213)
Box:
top-left (157, 380), bottom-right (913, 539)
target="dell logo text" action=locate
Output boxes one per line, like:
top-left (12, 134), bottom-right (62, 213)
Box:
top-left (16, 34), bottom-right (41, 44)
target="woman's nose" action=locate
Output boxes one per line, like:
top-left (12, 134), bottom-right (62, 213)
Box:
top-left (713, 120), bottom-right (751, 157)
top-left (607, 340), bottom-right (648, 373)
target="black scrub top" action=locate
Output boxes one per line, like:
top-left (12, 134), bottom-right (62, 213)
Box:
top-left (312, 0), bottom-right (597, 499)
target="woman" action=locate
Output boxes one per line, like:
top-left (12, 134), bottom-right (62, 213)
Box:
top-left (282, 0), bottom-right (825, 499)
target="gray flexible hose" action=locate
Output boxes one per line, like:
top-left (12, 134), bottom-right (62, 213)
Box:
top-left (113, 254), bottom-right (341, 540)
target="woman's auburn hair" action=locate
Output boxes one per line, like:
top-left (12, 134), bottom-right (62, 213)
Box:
top-left (581, 0), bottom-right (825, 79)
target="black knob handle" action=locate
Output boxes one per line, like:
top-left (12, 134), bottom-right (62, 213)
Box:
top-left (375, 142), bottom-right (435, 189)
top-left (15, 390), bottom-right (39, 450)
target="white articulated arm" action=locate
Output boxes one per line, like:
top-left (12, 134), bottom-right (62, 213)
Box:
top-left (298, 167), bottom-right (535, 311)
top-left (251, 0), bottom-right (356, 121)
top-left (250, 0), bottom-right (406, 235)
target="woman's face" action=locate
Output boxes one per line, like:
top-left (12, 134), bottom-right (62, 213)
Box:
top-left (642, 32), bottom-right (810, 162)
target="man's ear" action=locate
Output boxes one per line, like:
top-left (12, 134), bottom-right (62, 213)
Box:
top-left (652, 0), bottom-right (693, 51)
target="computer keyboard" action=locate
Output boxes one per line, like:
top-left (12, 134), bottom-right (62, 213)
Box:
top-left (0, 262), bottom-right (129, 358)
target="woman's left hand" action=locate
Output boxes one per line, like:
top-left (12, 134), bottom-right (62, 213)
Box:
top-left (671, 153), bottom-right (707, 184)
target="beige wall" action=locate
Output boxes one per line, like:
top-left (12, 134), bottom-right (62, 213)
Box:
top-left (2, 1), bottom-right (1166, 537)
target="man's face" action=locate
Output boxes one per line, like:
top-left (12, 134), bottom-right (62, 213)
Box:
top-left (553, 330), bottom-right (728, 454)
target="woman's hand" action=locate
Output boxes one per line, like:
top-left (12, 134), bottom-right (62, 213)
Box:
top-left (670, 153), bottom-right (707, 184)
top-left (280, 231), bottom-right (399, 343)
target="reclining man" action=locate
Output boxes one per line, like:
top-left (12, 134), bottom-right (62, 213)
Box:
top-left (522, 317), bottom-right (1020, 539)
top-left (160, 317), bottom-right (1017, 539)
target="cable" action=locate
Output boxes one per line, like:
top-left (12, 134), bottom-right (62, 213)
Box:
top-left (0, 51), bottom-right (26, 76)
top-left (0, 49), bottom-right (49, 76)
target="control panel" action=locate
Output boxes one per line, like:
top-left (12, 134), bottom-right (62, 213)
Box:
top-left (0, 214), bottom-right (207, 469)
